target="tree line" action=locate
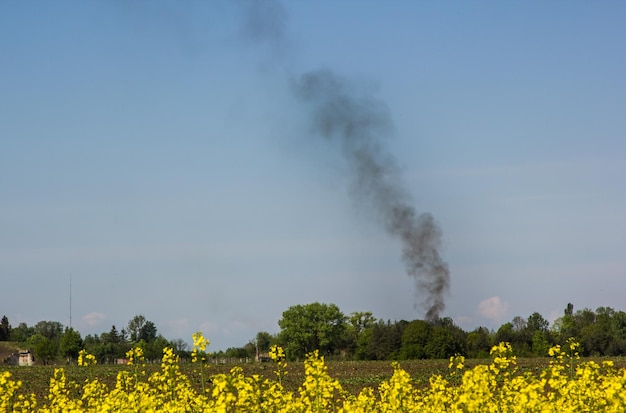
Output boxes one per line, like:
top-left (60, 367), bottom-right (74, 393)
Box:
top-left (3, 302), bottom-right (626, 364)
top-left (250, 302), bottom-right (626, 361)
top-left (0, 314), bottom-right (182, 364)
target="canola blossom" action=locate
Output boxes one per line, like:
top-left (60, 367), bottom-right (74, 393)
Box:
top-left (2, 335), bottom-right (626, 412)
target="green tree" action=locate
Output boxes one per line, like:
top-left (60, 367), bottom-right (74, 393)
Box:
top-left (343, 312), bottom-right (376, 358)
top-left (527, 312), bottom-right (549, 333)
top-left (244, 341), bottom-right (256, 359)
top-left (365, 321), bottom-right (389, 360)
top-left (466, 327), bottom-right (492, 358)
top-left (424, 326), bottom-right (458, 359)
top-left (29, 321), bottom-right (63, 363)
top-left (424, 318), bottom-right (466, 359)
top-left (552, 303), bottom-right (577, 342)
top-left (145, 335), bottom-right (170, 361)
top-left (139, 321), bottom-right (158, 342)
top-left (127, 315), bottom-right (148, 343)
top-left (355, 327), bottom-right (373, 360)
top-left (511, 315), bottom-right (532, 354)
top-left (10, 322), bottom-right (35, 343)
top-left (531, 330), bottom-right (551, 356)
top-left (494, 323), bottom-right (515, 345)
top-left (608, 311), bottom-right (626, 355)
top-left (107, 325), bottom-right (121, 344)
top-left (0, 316), bottom-right (11, 341)
top-left (83, 334), bottom-right (108, 363)
top-left (278, 302), bottom-right (346, 360)
top-left (60, 327), bottom-right (83, 363)
top-left (400, 320), bottom-right (432, 359)
top-left (251, 331), bottom-right (274, 358)
top-left (28, 334), bottom-right (58, 365)
top-left (524, 312), bottom-right (553, 356)
top-left (225, 347), bottom-right (249, 359)
top-left (366, 320), bottom-right (407, 360)
top-left (34, 321), bottom-right (64, 341)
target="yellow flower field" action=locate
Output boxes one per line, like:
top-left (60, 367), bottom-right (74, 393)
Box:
top-left (2, 334), bottom-right (626, 412)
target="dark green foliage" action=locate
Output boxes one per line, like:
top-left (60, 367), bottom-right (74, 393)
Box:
top-left (467, 327), bottom-right (491, 358)
top-left (401, 320), bottom-right (432, 359)
top-left (34, 321), bottom-right (64, 341)
top-left (12, 301), bottom-right (626, 364)
top-left (28, 334), bottom-right (58, 365)
top-left (144, 335), bottom-right (170, 360)
top-left (494, 323), bottom-right (515, 346)
top-left (527, 312), bottom-right (549, 333)
top-left (424, 318), bottom-right (467, 359)
top-left (355, 328), bottom-right (373, 360)
top-left (11, 322), bottom-right (35, 343)
top-left (139, 321), bottom-right (158, 343)
top-left (224, 347), bottom-right (250, 358)
top-left (0, 315), bottom-right (11, 341)
top-left (365, 320), bottom-right (406, 360)
top-left (344, 312), bottom-right (376, 357)
top-left (59, 327), bottom-right (83, 362)
top-left (255, 331), bottom-right (274, 353)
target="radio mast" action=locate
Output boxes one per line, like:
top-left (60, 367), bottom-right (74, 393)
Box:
top-left (69, 274), bottom-right (72, 329)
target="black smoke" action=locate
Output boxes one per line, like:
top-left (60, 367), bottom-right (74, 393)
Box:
top-left (241, 0), bottom-right (449, 320)
top-left (293, 70), bottom-right (449, 320)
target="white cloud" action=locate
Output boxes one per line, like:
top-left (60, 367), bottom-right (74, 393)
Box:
top-left (478, 296), bottom-right (509, 322)
top-left (81, 312), bottom-right (106, 326)
top-left (199, 321), bottom-right (219, 335)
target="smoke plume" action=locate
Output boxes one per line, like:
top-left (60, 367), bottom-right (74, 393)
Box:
top-left (241, 0), bottom-right (449, 320)
top-left (293, 70), bottom-right (449, 320)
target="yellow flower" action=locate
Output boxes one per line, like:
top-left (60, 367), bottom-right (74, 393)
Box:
top-left (78, 349), bottom-right (97, 367)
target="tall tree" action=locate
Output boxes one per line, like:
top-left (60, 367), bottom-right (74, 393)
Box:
top-left (527, 312), bottom-right (549, 333)
top-left (552, 303), bottom-right (577, 342)
top-left (254, 331), bottom-right (274, 354)
top-left (127, 315), bottom-right (148, 343)
top-left (526, 312), bottom-right (552, 356)
top-left (278, 302), bottom-right (346, 360)
top-left (34, 321), bottom-right (64, 341)
top-left (60, 327), bottom-right (83, 362)
top-left (139, 321), bottom-right (157, 342)
top-left (344, 312), bottom-right (376, 356)
top-left (0, 315), bottom-right (11, 341)
top-left (107, 325), bottom-right (121, 344)
top-left (355, 327), bottom-right (373, 360)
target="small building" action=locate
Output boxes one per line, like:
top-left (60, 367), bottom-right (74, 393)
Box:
top-left (4, 352), bottom-right (19, 366)
top-left (18, 350), bottom-right (34, 366)
top-left (256, 352), bottom-right (271, 363)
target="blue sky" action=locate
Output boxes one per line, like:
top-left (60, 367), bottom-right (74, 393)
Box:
top-left (2, 1), bottom-right (625, 351)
